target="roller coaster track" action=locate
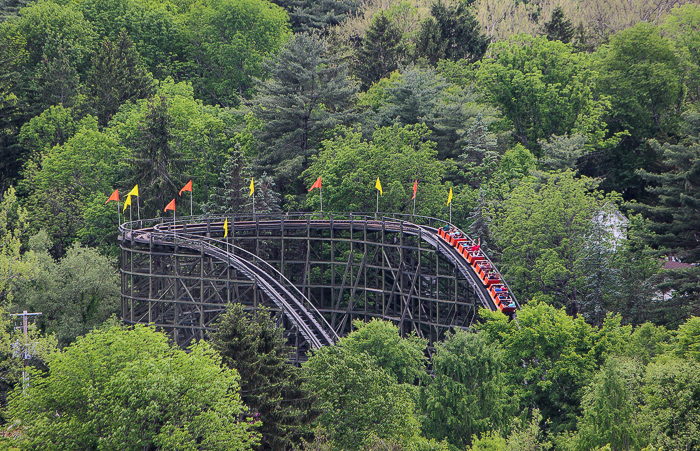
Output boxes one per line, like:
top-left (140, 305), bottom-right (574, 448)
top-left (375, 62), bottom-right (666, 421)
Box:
top-left (120, 213), bottom-right (518, 354)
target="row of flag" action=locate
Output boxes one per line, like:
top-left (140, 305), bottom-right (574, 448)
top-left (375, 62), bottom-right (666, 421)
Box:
top-left (105, 177), bottom-right (456, 219)
top-left (311, 177), bottom-right (454, 205)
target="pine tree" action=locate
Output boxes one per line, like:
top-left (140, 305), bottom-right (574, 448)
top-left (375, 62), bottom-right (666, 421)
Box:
top-left (34, 43), bottom-right (79, 112)
top-left (87, 31), bottom-right (155, 127)
top-left (415, 0), bottom-right (488, 65)
top-left (210, 304), bottom-right (320, 451)
top-left (356, 12), bottom-right (405, 90)
top-left (543, 6), bottom-right (574, 44)
top-left (126, 94), bottom-right (187, 217)
top-left (253, 33), bottom-right (356, 197)
top-left (270, 0), bottom-right (361, 34)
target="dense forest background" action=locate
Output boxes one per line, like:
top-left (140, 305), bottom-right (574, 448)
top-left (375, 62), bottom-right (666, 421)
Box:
top-left (1, 0), bottom-right (700, 449)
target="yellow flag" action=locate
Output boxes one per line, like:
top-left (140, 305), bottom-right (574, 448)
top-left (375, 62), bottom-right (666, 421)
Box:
top-left (249, 178), bottom-right (254, 197)
top-left (223, 218), bottom-right (228, 238)
top-left (447, 187), bottom-right (453, 206)
top-left (123, 194), bottom-right (132, 212)
top-left (375, 178), bottom-right (383, 196)
top-left (127, 184), bottom-right (139, 197)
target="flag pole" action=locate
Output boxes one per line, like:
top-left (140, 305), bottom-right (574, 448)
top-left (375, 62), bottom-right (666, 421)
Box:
top-left (320, 187), bottom-right (323, 217)
top-left (450, 202), bottom-right (452, 224)
top-left (136, 196), bottom-right (141, 222)
top-left (412, 196), bottom-right (416, 218)
top-left (117, 200), bottom-right (121, 225)
top-left (376, 190), bottom-right (379, 217)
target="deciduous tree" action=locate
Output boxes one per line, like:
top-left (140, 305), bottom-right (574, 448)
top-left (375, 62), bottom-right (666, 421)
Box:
top-left (8, 325), bottom-right (259, 450)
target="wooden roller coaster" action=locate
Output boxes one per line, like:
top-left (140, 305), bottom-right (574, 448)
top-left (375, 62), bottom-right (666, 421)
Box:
top-left (119, 213), bottom-right (519, 360)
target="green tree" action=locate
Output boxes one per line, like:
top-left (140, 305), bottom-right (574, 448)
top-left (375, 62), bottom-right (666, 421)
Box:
top-left (184, 0), bottom-right (291, 105)
top-left (17, 243), bottom-right (120, 347)
top-left (415, 0), bottom-right (488, 65)
top-left (86, 31), bottom-right (156, 127)
top-left (304, 345), bottom-right (421, 450)
top-left (33, 41), bottom-right (80, 111)
top-left (303, 124), bottom-right (451, 217)
top-left (635, 114), bottom-right (700, 263)
top-left (419, 329), bottom-right (513, 449)
top-left (492, 171), bottom-right (620, 315)
top-left (8, 325), bottom-right (258, 450)
top-left (543, 6), bottom-right (574, 44)
top-left (253, 32), bottom-right (357, 196)
top-left (18, 104), bottom-right (78, 168)
top-left (56, 0), bottom-right (187, 80)
top-left (642, 358), bottom-right (700, 450)
top-left (0, 186), bottom-right (37, 305)
top-left (342, 319), bottom-right (427, 385)
top-left (210, 304), bottom-right (318, 451)
top-left (573, 357), bottom-right (646, 451)
top-left (477, 35), bottom-right (608, 155)
top-left (673, 316), bottom-right (700, 362)
top-left (0, 306), bottom-right (57, 425)
top-left (270, 0), bottom-right (361, 34)
top-left (355, 11), bottom-right (406, 90)
top-left (595, 22), bottom-right (684, 140)
top-left (662, 4), bottom-right (700, 105)
top-left (477, 302), bottom-right (610, 433)
top-left (20, 117), bottom-right (126, 255)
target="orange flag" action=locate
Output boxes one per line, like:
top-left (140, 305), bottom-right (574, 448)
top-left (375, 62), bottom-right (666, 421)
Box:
top-left (308, 176), bottom-right (322, 191)
top-left (179, 180), bottom-right (192, 196)
top-left (412, 180), bottom-right (417, 200)
top-left (164, 199), bottom-right (176, 212)
top-left (105, 189), bottom-right (119, 204)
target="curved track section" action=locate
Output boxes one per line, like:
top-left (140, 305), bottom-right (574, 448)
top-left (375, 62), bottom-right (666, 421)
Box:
top-left (120, 213), bottom-right (517, 355)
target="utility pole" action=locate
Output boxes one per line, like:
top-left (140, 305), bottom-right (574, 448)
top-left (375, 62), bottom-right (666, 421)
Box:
top-left (10, 310), bottom-right (42, 392)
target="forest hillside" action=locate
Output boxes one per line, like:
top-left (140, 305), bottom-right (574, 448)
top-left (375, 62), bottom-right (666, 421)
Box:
top-left (1, 0), bottom-right (700, 449)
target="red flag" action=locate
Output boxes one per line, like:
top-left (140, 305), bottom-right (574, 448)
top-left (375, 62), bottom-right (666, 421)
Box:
top-left (179, 180), bottom-right (192, 196)
top-left (412, 180), bottom-right (417, 200)
top-left (308, 176), bottom-right (322, 191)
top-left (164, 199), bottom-right (175, 212)
top-left (105, 189), bottom-right (119, 204)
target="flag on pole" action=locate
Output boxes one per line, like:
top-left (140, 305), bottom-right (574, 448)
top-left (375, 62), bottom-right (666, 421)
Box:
top-left (412, 180), bottom-right (417, 200)
top-left (128, 185), bottom-right (139, 197)
top-left (249, 178), bottom-right (255, 196)
top-left (375, 178), bottom-right (383, 196)
top-left (447, 187), bottom-right (453, 206)
top-left (105, 189), bottom-right (119, 204)
top-left (223, 218), bottom-right (228, 238)
top-left (308, 176), bottom-right (322, 191)
top-left (164, 199), bottom-right (175, 212)
top-left (123, 195), bottom-right (132, 212)
top-left (179, 180), bottom-right (192, 196)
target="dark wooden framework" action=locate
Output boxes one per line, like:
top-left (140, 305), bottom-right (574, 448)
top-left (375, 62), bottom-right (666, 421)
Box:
top-left (120, 213), bottom-right (506, 359)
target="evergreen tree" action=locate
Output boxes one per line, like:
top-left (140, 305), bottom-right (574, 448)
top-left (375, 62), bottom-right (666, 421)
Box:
top-left (126, 94), bottom-right (187, 217)
top-left (419, 330), bottom-right (512, 449)
top-left (253, 33), bottom-right (356, 197)
top-left (33, 43), bottom-right (80, 112)
top-left (210, 303), bottom-right (319, 451)
top-left (636, 113), bottom-right (700, 263)
top-left (87, 31), bottom-right (155, 127)
top-left (270, 0), bottom-right (361, 34)
top-left (415, 0), bottom-right (488, 66)
top-left (543, 6), bottom-right (574, 44)
top-left (356, 12), bottom-right (405, 90)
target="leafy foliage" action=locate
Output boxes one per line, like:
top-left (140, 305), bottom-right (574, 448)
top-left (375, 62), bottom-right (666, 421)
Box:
top-left (8, 325), bottom-right (258, 450)
top-left (420, 329), bottom-right (513, 449)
